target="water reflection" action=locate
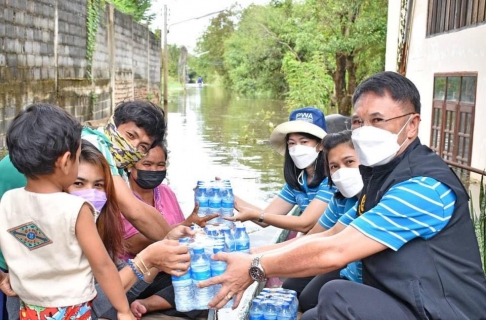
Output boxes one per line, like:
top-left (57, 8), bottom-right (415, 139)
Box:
top-left (165, 85), bottom-right (288, 217)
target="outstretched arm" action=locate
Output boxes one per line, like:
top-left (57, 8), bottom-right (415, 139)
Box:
top-left (232, 196), bottom-right (294, 227)
top-left (234, 196), bottom-right (328, 233)
top-left (199, 225), bottom-right (386, 309)
top-left (114, 176), bottom-right (171, 241)
top-left (76, 204), bottom-right (133, 319)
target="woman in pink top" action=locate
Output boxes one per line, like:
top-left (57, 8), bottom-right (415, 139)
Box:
top-left (126, 141), bottom-right (205, 319)
top-left (123, 142), bottom-right (185, 257)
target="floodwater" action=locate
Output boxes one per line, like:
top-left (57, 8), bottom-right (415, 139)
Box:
top-left (165, 85), bottom-right (288, 217)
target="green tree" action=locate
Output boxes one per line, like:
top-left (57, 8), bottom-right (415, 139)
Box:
top-left (223, 4), bottom-right (289, 96)
top-left (282, 0), bottom-right (387, 115)
top-left (108, 0), bottom-right (155, 22)
top-left (191, 9), bottom-right (236, 83)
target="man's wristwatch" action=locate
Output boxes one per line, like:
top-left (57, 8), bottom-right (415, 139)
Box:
top-left (249, 255), bottom-right (267, 282)
top-left (258, 211), bottom-right (265, 223)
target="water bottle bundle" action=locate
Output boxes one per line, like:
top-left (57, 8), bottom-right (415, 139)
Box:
top-left (249, 288), bottom-right (298, 320)
top-left (172, 223), bottom-right (251, 312)
top-left (195, 179), bottom-right (235, 227)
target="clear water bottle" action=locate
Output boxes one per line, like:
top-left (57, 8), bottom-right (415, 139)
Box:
top-left (234, 223), bottom-right (250, 253)
top-left (249, 299), bottom-right (264, 320)
top-left (277, 301), bottom-right (292, 320)
top-left (208, 187), bottom-right (221, 223)
top-left (191, 245), bottom-right (213, 310)
top-left (172, 239), bottom-right (194, 312)
top-left (221, 187), bottom-right (235, 227)
top-left (210, 246), bottom-right (233, 308)
top-left (220, 225), bottom-right (236, 252)
top-left (196, 186), bottom-right (209, 218)
top-left (262, 301), bottom-right (278, 320)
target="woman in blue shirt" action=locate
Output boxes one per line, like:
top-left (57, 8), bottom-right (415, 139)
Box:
top-left (231, 107), bottom-right (335, 234)
top-left (285, 130), bottom-right (364, 318)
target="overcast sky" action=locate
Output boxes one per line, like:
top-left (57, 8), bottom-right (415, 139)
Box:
top-left (150, 0), bottom-right (270, 51)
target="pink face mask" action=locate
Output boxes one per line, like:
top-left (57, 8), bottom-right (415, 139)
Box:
top-left (70, 189), bottom-right (107, 220)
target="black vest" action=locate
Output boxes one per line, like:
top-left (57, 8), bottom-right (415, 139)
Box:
top-left (358, 139), bottom-right (486, 319)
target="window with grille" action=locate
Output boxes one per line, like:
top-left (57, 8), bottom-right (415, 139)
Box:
top-left (427, 0), bottom-right (486, 36)
top-left (430, 73), bottom-right (477, 182)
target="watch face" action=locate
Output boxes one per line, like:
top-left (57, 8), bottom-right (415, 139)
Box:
top-left (249, 266), bottom-right (265, 282)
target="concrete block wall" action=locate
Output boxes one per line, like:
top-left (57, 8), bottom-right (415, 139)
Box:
top-left (0, 1), bottom-right (161, 147)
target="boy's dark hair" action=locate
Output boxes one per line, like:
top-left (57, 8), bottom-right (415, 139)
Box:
top-left (321, 130), bottom-right (353, 200)
top-left (283, 132), bottom-right (326, 191)
top-left (7, 103), bottom-right (82, 179)
top-left (352, 71), bottom-right (421, 114)
top-left (113, 101), bottom-right (166, 146)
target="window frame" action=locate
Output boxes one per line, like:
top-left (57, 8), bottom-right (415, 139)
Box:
top-left (430, 72), bottom-right (477, 180)
top-left (427, 0), bottom-right (486, 36)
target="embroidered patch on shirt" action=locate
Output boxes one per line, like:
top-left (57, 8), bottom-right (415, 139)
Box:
top-left (8, 222), bottom-right (52, 251)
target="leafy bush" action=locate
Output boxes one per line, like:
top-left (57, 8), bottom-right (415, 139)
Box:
top-left (470, 175), bottom-right (486, 273)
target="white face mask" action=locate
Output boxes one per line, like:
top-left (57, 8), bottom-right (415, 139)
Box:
top-left (331, 167), bottom-right (364, 198)
top-left (289, 145), bottom-right (319, 169)
top-left (351, 116), bottom-right (412, 167)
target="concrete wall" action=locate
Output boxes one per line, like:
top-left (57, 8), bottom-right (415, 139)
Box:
top-left (0, 0), bottom-right (161, 147)
top-left (385, 0), bottom-right (486, 179)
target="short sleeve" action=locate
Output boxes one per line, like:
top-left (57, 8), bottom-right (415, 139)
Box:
top-left (351, 177), bottom-right (456, 251)
top-left (338, 203), bottom-right (358, 227)
top-left (278, 183), bottom-right (297, 205)
top-left (318, 196), bottom-right (342, 229)
top-left (314, 178), bottom-right (336, 204)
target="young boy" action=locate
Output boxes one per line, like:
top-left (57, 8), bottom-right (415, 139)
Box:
top-left (0, 104), bottom-right (134, 320)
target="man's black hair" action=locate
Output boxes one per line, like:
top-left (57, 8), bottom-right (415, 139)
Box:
top-left (283, 132), bottom-right (326, 191)
top-left (6, 103), bottom-right (83, 179)
top-left (113, 100), bottom-right (166, 146)
top-left (352, 71), bottom-right (421, 114)
top-left (321, 130), bottom-right (353, 200)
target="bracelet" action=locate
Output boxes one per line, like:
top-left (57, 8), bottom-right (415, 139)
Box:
top-left (132, 259), bottom-right (145, 276)
top-left (135, 254), bottom-right (151, 276)
top-left (258, 211), bottom-right (265, 223)
top-left (127, 259), bottom-right (144, 280)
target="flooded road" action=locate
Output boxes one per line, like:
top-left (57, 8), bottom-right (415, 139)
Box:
top-left (165, 86), bottom-right (288, 220)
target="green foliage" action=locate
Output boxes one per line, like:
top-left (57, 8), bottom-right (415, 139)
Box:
top-left (191, 0), bottom-right (387, 114)
top-left (282, 52), bottom-right (334, 112)
top-left (223, 5), bottom-right (288, 96)
top-left (86, 0), bottom-right (106, 80)
top-left (471, 175), bottom-right (486, 273)
top-left (167, 44), bottom-right (181, 78)
top-left (190, 9), bottom-right (236, 83)
top-left (108, 0), bottom-right (155, 22)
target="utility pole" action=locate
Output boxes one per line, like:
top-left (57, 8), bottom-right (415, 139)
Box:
top-left (163, 5), bottom-right (169, 108)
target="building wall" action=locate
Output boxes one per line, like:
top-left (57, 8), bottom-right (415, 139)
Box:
top-left (385, 0), bottom-right (486, 177)
top-left (0, 0), bottom-right (161, 147)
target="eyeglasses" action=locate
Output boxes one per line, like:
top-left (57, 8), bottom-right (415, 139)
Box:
top-left (345, 112), bottom-right (415, 130)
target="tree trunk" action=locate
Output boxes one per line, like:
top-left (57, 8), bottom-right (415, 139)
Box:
top-left (340, 53), bottom-right (356, 116)
top-left (333, 52), bottom-right (349, 115)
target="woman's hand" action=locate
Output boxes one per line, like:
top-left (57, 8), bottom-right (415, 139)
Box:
top-left (0, 272), bottom-right (17, 297)
top-left (183, 203), bottom-right (219, 227)
top-left (227, 200), bottom-right (259, 222)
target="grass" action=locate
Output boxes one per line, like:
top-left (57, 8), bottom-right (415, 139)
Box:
top-left (470, 174), bottom-right (486, 273)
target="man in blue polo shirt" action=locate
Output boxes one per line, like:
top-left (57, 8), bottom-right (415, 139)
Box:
top-left (199, 71), bottom-right (486, 319)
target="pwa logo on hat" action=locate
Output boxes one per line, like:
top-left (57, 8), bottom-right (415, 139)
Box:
top-left (294, 112), bottom-right (314, 124)
top-left (289, 107), bottom-right (327, 132)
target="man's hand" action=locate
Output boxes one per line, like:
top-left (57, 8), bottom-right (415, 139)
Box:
top-left (183, 203), bottom-right (220, 228)
top-left (166, 225), bottom-right (195, 240)
top-left (198, 252), bottom-right (254, 309)
top-left (142, 240), bottom-right (191, 276)
top-left (0, 272), bottom-right (17, 297)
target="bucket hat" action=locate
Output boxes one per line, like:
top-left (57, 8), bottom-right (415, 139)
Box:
top-left (270, 107), bottom-right (327, 155)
